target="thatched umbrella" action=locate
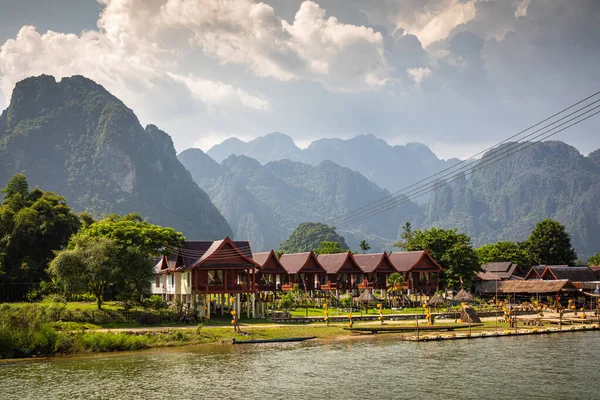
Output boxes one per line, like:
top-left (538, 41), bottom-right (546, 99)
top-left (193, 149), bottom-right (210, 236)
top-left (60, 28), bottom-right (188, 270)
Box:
top-left (356, 290), bottom-right (378, 315)
top-left (453, 288), bottom-right (473, 303)
top-left (428, 293), bottom-right (446, 307)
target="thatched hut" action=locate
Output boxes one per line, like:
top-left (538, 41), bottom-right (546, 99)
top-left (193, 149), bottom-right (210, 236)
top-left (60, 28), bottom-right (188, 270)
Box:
top-left (356, 290), bottom-right (378, 314)
top-left (453, 289), bottom-right (474, 303)
top-left (428, 293), bottom-right (446, 307)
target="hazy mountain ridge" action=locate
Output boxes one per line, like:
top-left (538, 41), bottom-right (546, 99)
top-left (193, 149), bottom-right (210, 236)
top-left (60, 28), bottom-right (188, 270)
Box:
top-left (207, 132), bottom-right (459, 199)
top-left (179, 149), bottom-right (424, 251)
top-left (0, 75), bottom-right (232, 240)
top-left (425, 141), bottom-right (600, 259)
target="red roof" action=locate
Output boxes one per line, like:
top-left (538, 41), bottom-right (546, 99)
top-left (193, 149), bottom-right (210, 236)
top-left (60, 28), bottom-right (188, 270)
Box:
top-left (252, 250), bottom-right (286, 273)
top-left (317, 252), bottom-right (362, 274)
top-left (388, 251), bottom-right (443, 272)
top-left (353, 253), bottom-right (395, 273)
top-left (190, 237), bottom-right (257, 269)
top-left (279, 251), bottom-right (325, 274)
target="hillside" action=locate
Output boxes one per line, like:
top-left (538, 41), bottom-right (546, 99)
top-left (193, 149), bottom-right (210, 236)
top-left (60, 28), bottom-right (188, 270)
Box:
top-left (207, 132), bottom-right (458, 200)
top-left (0, 75), bottom-right (232, 240)
top-left (179, 149), bottom-right (424, 251)
top-left (425, 141), bottom-right (600, 259)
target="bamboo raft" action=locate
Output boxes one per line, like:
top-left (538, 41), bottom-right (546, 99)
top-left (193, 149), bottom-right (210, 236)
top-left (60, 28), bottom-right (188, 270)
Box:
top-left (232, 336), bottom-right (317, 345)
top-left (345, 323), bottom-right (484, 334)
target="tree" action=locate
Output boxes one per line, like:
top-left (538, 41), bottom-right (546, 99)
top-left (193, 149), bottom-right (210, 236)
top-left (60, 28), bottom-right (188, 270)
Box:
top-left (405, 227), bottom-right (480, 289)
top-left (526, 219), bottom-right (577, 266)
top-left (393, 222), bottom-right (414, 250)
top-left (76, 213), bottom-right (183, 256)
top-left (387, 272), bottom-right (404, 306)
top-left (0, 173), bottom-right (81, 301)
top-left (279, 222), bottom-right (348, 253)
top-left (49, 236), bottom-right (155, 309)
top-left (314, 241), bottom-right (346, 255)
top-left (475, 241), bottom-right (531, 267)
top-left (359, 240), bottom-right (371, 254)
top-left (587, 253), bottom-right (600, 266)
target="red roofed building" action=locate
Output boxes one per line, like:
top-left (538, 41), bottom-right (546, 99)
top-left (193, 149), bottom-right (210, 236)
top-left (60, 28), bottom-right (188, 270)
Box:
top-left (388, 250), bottom-right (443, 294)
top-left (353, 253), bottom-right (396, 291)
top-left (279, 251), bottom-right (327, 291)
top-left (317, 251), bottom-right (363, 291)
top-left (253, 250), bottom-right (287, 292)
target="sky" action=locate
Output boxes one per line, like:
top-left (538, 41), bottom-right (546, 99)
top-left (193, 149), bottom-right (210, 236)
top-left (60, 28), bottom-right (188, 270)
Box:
top-left (0, 0), bottom-right (599, 160)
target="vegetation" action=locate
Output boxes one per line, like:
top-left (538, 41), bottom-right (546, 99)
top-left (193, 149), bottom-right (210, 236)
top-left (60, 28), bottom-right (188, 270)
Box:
top-left (0, 173), bottom-right (81, 301)
top-left (314, 240), bottom-right (347, 255)
top-left (588, 253), bottom-right (600, 266)
top-left (525, 219), bottom-right (577, 266)
top-left (279, 222), bottom-right (349, 253)
top-left (475, 241), bottom-right (531, 267)
top-left (359, 240), bottom-right (371, 254)
top-left (0, 75), bottom-right (231, 241)
top-left (405, 227), bottom-right (480, 288)
top-left (387, 272), bottom-right (404, 306)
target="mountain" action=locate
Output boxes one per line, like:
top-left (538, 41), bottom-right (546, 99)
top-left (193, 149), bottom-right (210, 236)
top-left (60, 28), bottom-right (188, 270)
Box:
top-left (207, 132), bottom-right (458, 201)
top-left (0, 75), bottom-right (232, 240)
top-left (425, 141), bottom-right (600, 259)
top-left (179, 149), bottom-right (424, 251)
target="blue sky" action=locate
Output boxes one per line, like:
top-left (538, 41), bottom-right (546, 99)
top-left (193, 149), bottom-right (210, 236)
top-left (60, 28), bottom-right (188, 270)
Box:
top-left (0, 0), bottom-right (598, 159)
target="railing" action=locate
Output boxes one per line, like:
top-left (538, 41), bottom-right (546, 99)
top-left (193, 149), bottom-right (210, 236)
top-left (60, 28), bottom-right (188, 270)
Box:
top-left (321, 282), bottom-right (337, 290)
top-left (194, 284), bottom-right (254, 293)
top-left (257, 283), bottom-right (280, 292)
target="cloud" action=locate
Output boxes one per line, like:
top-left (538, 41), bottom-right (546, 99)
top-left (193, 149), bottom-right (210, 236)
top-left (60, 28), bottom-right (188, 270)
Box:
top-left (407, 67), bottom-right (432, 85)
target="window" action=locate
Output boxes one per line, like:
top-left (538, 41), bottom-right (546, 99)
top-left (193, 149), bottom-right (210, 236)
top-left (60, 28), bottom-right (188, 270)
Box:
top-left (155, 276), bottom-right (160, 288)
top-left (171, 275), bottom-right (174, 286)
top-left (187, 272), bottom-right (190, 286)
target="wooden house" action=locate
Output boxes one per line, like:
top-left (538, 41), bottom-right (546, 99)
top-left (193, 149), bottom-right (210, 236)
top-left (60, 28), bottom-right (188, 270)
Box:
top-left (279, 251), bottom-right (327, 292)
top-left (388, 251), bottom-right (443, 294)
top-left (353, 253), bottom-right (396, 290)
top-left (252, 250), bottom-right (286, 292)
top-left (317, 251), bottom-right (363, 292)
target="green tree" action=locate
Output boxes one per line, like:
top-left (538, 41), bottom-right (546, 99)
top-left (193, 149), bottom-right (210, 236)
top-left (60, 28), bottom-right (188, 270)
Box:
top-left (48, 236), bottom-right (154, 309)
top-left (0, 173), bottom-right (81, 300)
top-left (406, 227), bottom-right (480, 289)
top-left (526, 219), bottom-right (577, 266)
top-left (314, 241), bottom-right (346, 255)
top-left (393, 222), bottom-right (414, 250)
top-left (76, 212), bottom-right (183, 256)
top-left (587, 253), bottom-right (600, 266)
top-left (475, 241), bottom-right (531, 267)
top-left (387, 272), bottom-right (404, 306)
top-left (359, 240), bottom-right (371, 254)
top-left (279, 222), bottom-right (348, 253)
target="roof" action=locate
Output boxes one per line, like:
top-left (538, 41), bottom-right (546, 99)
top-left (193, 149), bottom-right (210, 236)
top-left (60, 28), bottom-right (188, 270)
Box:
top-left (475, 271), bottom-right (502, 281)
top-left (317, 252), bottom-right (361, 274)
top-left (388, 251), bottom-right (444, 272)
top-left (453, 289), bottom-right (473, 302)
top-left (480, 262), bottom-right (524, 280)
top-left (252, 250), bottom-right (285, 273)
top-left (190, 237), bottom-right (257, 269)
top-left (590, 266), bottom-right (600, 279)
top-left (353, 253), bottom-right (395, 273)
top-left (279, 251), bottom-right (325, 274)
top-left (524, 266), bottom-right (547, 280)
top-left (541, 266), bottom-right (597, 282)
top-left (428, 293), bottom-right (446, 305)
top-left (499, 279), bottom-right (576, 294)
top-left (356, 290), bottom-right (378, 302)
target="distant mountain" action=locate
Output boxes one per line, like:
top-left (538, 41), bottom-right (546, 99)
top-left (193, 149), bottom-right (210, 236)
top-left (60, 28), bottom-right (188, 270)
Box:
top-left (179, 149), bottom-right (424, 251)
top-left (425, 141), bottom-right (600, 259)
top-left (0, 75), bottom-right (232, 240)
top-left (207, 132), bottom-right (458, 201)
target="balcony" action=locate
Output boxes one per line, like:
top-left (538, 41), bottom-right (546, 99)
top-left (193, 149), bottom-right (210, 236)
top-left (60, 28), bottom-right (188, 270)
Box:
top-left (194, 283), bottom-right (254, 293)
top-left (320, 282), bottom-right (337, 290)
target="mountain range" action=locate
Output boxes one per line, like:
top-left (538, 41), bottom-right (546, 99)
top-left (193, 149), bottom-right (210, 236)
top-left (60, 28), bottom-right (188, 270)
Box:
top-left (0, 75), bottom-right (232, 240)
top-left (207, 132), bottom-right (459, 201)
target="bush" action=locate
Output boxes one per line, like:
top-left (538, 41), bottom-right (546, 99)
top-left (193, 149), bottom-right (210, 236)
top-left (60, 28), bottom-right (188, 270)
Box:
top-left (143, 295), bottom-right (167, 311)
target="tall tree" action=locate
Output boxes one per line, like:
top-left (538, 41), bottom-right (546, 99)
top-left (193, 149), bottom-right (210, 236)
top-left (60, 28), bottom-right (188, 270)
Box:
top-left (587, 253), bottom-right (600, 266)
top-left (359, 240), bottom-right (371, 254)
top-left (393, 222), bottom-right (414, 250)
top-left (405, 227), bottom-right (480, 289)
top-left (526, 219), bottom-right (577, 266)
top-left (475, 241), bottom-right (531, 267)
top-left (0, 173), bottom-right (81, 300)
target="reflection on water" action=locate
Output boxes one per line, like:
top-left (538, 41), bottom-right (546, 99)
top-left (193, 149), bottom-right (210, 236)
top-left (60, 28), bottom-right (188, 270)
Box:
top-left (2, 332), bottom-right (600, 399)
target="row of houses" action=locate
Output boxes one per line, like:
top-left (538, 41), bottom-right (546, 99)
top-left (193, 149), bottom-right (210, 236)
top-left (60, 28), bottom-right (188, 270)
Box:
top-left (151, 237), bottom-right (443, 305)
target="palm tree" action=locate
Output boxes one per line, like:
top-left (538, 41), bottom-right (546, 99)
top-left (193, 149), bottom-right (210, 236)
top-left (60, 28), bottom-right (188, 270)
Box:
top-left (359, 240), bottom-right (371, 254)
top-left (387, 272), bottom-right (405, 307)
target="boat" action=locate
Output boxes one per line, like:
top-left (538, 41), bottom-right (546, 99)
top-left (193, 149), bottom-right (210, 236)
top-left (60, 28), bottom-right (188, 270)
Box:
top-left (232, 336), bottom-right (317, 344)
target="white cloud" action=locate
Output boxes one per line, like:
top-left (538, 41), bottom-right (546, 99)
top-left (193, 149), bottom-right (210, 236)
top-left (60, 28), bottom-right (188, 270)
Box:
top-left (168, 72), bottom-right (270, 111)
top-left (396, 0), bottom-right (477, 47)
top-left (407, 66), bottom-right (432, 85)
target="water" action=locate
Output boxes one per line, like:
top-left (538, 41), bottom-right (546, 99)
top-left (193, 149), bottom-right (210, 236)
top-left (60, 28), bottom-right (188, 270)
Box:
top-left (2, 332), bottom-right (599, 399)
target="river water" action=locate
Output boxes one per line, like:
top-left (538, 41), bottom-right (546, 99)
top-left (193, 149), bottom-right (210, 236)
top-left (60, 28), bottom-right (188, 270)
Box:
top-left (1, 332), bottom-right (599, 399)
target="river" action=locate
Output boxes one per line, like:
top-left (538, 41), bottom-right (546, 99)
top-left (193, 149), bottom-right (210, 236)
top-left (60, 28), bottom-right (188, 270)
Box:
top-left (1, 331), bottom-right (599, 399)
